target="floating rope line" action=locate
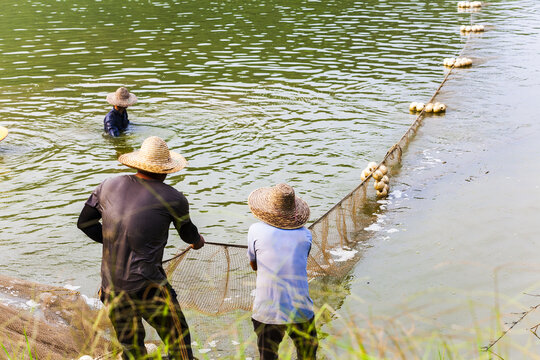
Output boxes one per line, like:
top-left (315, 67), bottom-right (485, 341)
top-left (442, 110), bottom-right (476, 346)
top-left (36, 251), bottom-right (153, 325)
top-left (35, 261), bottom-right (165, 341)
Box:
top-left (165, 6), bottom-right (482, 315)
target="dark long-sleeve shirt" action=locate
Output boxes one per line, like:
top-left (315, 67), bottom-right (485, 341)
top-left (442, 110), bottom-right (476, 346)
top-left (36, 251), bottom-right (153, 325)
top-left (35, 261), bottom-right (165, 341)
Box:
top-left (103, 107), bottom-right (129, 137)
top-left (77, 175), bottom-right (201, 293)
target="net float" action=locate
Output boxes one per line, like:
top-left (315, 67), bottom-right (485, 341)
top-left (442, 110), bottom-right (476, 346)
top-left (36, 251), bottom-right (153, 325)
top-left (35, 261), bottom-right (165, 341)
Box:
top-left (381, 175), bottom-right (390, 184)
top-left (376, 187), bottom-right (388, 198)
top-left (372, 169), bottom-right (384, 181)
top-left (374, 181), bottom-right (385, 191)
top-left (460, 25), bottom-right (466, 32)
top-left (443, 58), bottom-right (455, 67)
top-left (433, 103), bottom-right (446, 113)
top-left (361, 168), bottom-right (371, 181)
top-left (415, 103), bottom-right (425, 112)
top-left (379, 164), bottom-right (388, 175)
top-left (425, 103), bottom-right (434, 113)
top-left (0, 126), bottom-right (8, 142)
top-left (368, 162), bottom-right (378, 172)
top-left (409, 102), bottom-right (418, 111)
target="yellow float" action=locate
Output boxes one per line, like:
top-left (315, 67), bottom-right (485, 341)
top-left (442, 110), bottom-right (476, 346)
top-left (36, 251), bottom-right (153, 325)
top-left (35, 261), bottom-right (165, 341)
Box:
top-left (0, 126), bottom-right (8, 142)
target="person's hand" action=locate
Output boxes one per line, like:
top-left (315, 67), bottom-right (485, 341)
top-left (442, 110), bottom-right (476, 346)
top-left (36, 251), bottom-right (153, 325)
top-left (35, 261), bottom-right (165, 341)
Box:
top-left (191, 234), bottom-right (205, 250)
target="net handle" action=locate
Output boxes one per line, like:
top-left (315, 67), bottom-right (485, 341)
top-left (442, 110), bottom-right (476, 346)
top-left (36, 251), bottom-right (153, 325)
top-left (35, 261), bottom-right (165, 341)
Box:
top-left (162, 241), bottom-right (248, 264)
top-left (205, 241), bottom-right (247, 249)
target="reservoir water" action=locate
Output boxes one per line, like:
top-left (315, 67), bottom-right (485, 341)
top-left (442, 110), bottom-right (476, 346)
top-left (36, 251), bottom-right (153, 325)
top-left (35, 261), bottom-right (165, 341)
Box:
top-left (1, 0), bottom-right (539, 357)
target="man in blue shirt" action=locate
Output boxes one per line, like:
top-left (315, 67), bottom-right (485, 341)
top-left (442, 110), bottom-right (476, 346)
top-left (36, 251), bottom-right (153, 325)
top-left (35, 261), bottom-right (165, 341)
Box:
top-left (104, 87), bottom-right (137, 137)
top-left (247, 183), bottom-right (318, 360)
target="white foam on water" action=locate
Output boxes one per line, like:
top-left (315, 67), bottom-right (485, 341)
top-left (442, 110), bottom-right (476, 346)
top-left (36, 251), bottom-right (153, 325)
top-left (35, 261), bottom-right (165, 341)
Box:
top-left (25, 300), bottom-right (39, 309)
top-left (364, 223), bottom-right (382, 232)
top-left (387, 228), bottom-right (399, 233)
top-left (329, 248), bottom-right (358, 262)
top-left (81, 294), bottom-right (103, 309)
top-left (198, 348), bottom-right (211, 354)
top-left (64, 284), bottom-right (81, 291)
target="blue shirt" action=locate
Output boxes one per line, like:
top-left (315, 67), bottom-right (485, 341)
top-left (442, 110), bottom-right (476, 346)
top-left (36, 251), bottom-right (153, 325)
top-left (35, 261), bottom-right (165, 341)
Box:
top-left (247, 221), bottom-right (314, 324)
top-left (104, 107), bottom-right (129, 137)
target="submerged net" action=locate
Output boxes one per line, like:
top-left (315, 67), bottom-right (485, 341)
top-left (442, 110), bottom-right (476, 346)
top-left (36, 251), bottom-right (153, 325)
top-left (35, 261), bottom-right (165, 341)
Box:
top-left (166, 31), bottom-right (472, 316)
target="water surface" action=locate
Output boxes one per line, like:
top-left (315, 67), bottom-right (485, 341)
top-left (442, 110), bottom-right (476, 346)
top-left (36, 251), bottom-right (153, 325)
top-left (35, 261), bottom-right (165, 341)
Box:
top-left (0, 0), bottom-right (539, 356)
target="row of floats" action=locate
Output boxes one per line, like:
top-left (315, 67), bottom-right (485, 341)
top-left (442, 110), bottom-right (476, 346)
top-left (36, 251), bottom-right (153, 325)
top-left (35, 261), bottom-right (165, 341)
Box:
top-left (368, 1), bottom-right (485, 198)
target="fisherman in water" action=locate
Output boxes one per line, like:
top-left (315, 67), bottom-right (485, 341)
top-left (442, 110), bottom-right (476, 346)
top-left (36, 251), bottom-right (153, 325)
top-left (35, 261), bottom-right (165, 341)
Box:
top-left (77, 136), bottom-right (204, 360)
top-left (104, 87), bottom-right (137, 137)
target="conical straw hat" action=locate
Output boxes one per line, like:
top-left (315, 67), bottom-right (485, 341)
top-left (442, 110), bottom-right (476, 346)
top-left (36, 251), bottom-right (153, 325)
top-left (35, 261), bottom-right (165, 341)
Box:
top-left (0, 126), bottom-right (8, 142)
top-left (106, 87), bottom-right (138, 107)
top-left (118, 136), bottom-right (187, 174)
top-left (248, 183), bottom-right (310, 229)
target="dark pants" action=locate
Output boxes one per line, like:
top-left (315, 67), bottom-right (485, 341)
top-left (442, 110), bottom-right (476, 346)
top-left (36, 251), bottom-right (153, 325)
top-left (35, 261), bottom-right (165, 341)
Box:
top-left (103, 283), bottom-right (193, 360)
top-left (252, 317), bottom-right (318, 360)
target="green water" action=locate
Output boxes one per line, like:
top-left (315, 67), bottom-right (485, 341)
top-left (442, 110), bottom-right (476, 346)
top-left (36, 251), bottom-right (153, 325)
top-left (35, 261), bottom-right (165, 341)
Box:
top-left (0, 0), bottom-right (468, 289)
top-left (1, 0), bottom-right (539, 357)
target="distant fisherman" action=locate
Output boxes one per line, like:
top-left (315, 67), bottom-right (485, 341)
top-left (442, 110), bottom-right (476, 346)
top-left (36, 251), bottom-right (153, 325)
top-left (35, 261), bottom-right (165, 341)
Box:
top-left (247, 183), bottom-right (318, 360)
top-left (77, 136), bottom-right (204, 359)
top-left (104, 87), bottom-right (137, 137)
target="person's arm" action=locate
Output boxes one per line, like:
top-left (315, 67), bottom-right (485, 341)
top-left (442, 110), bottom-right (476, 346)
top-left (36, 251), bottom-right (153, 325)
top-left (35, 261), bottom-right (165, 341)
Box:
top-left (173, 217), bottom-right (205, 249)
top-left (77, 204), bottom-right (103, 243)
top-left (123, 111), bottom-right (129, 130)
top-left (104, 113), bottom-right (120, 137)
top-left (247, 227), bottom-right (257, 271)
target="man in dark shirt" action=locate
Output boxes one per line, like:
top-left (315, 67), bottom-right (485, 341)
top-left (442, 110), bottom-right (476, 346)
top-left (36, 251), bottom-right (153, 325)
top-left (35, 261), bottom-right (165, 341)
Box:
top-left (104, 87), bottom-right (137, 137)
top-left (78, 136), bottom-right (204, 360)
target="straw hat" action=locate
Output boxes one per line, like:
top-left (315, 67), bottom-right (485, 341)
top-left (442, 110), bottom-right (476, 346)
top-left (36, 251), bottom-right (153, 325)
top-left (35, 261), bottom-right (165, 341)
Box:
top-left (118, 136), bottom-right (187, 174)
top-left (106, 87), bottom-right (138, 107)
top-left (248, 183), bottom-right (310, 229)
top-left (0, 126), bottom-right (8, 142)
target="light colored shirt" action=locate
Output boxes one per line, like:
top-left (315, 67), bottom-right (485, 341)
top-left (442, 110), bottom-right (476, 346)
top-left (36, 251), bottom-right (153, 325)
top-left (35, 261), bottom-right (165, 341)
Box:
top-left (247, 221), bottom-right (314, 324)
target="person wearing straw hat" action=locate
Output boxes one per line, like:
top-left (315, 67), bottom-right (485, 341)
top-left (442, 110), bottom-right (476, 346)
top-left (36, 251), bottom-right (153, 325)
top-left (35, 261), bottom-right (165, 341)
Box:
top-left (104, 86), bottom-right (137, 137)
top-left (77, 136), bottom-right (204, 360)
top-left (247, 183), bottom-right (318, 360)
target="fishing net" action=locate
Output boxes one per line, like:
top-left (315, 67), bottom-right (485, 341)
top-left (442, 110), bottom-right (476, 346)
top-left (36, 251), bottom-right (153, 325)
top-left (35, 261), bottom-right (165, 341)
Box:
top-left (166, 61), bottom-right (457, 315)
top-left (166, 130), bottom-right (407, 315)
top-left (0, 275), bottom-right (112, 359)
top-left (166, 22), bottom-right (474, 316)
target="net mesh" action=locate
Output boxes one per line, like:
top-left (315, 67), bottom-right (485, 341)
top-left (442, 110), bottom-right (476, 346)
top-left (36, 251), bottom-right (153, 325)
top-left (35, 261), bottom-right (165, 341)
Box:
top-left (166, 135), bottom-right (406, 315)
top-left (166, 35), bottom-right (468, 316)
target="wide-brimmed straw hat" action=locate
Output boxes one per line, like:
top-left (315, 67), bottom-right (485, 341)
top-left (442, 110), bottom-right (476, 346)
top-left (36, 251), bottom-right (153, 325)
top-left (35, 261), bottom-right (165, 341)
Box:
top-left (118, 136), bottom-right (187, 174)
top-left (106, 87), bottom-right (138, 107)
top-left (0, 126), bottom-right (8, 142)
top-left (248, 183), bottom-right (310, 229)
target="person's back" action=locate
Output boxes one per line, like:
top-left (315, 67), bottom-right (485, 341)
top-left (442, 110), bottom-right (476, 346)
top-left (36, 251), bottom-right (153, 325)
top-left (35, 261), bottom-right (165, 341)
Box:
top-left (247, 183), bottom-right (318, 360)
top-left (78, 136), bottom-right (203, 360)
top-left (88, 174), bottom-right (189, 292)
top-left (248, 221), bottom-right (313, 324)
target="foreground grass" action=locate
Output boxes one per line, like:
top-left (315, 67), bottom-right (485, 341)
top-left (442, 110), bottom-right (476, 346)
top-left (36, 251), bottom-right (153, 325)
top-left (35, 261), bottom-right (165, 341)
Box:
top-left (4, 289), bottom-right (540, 359)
